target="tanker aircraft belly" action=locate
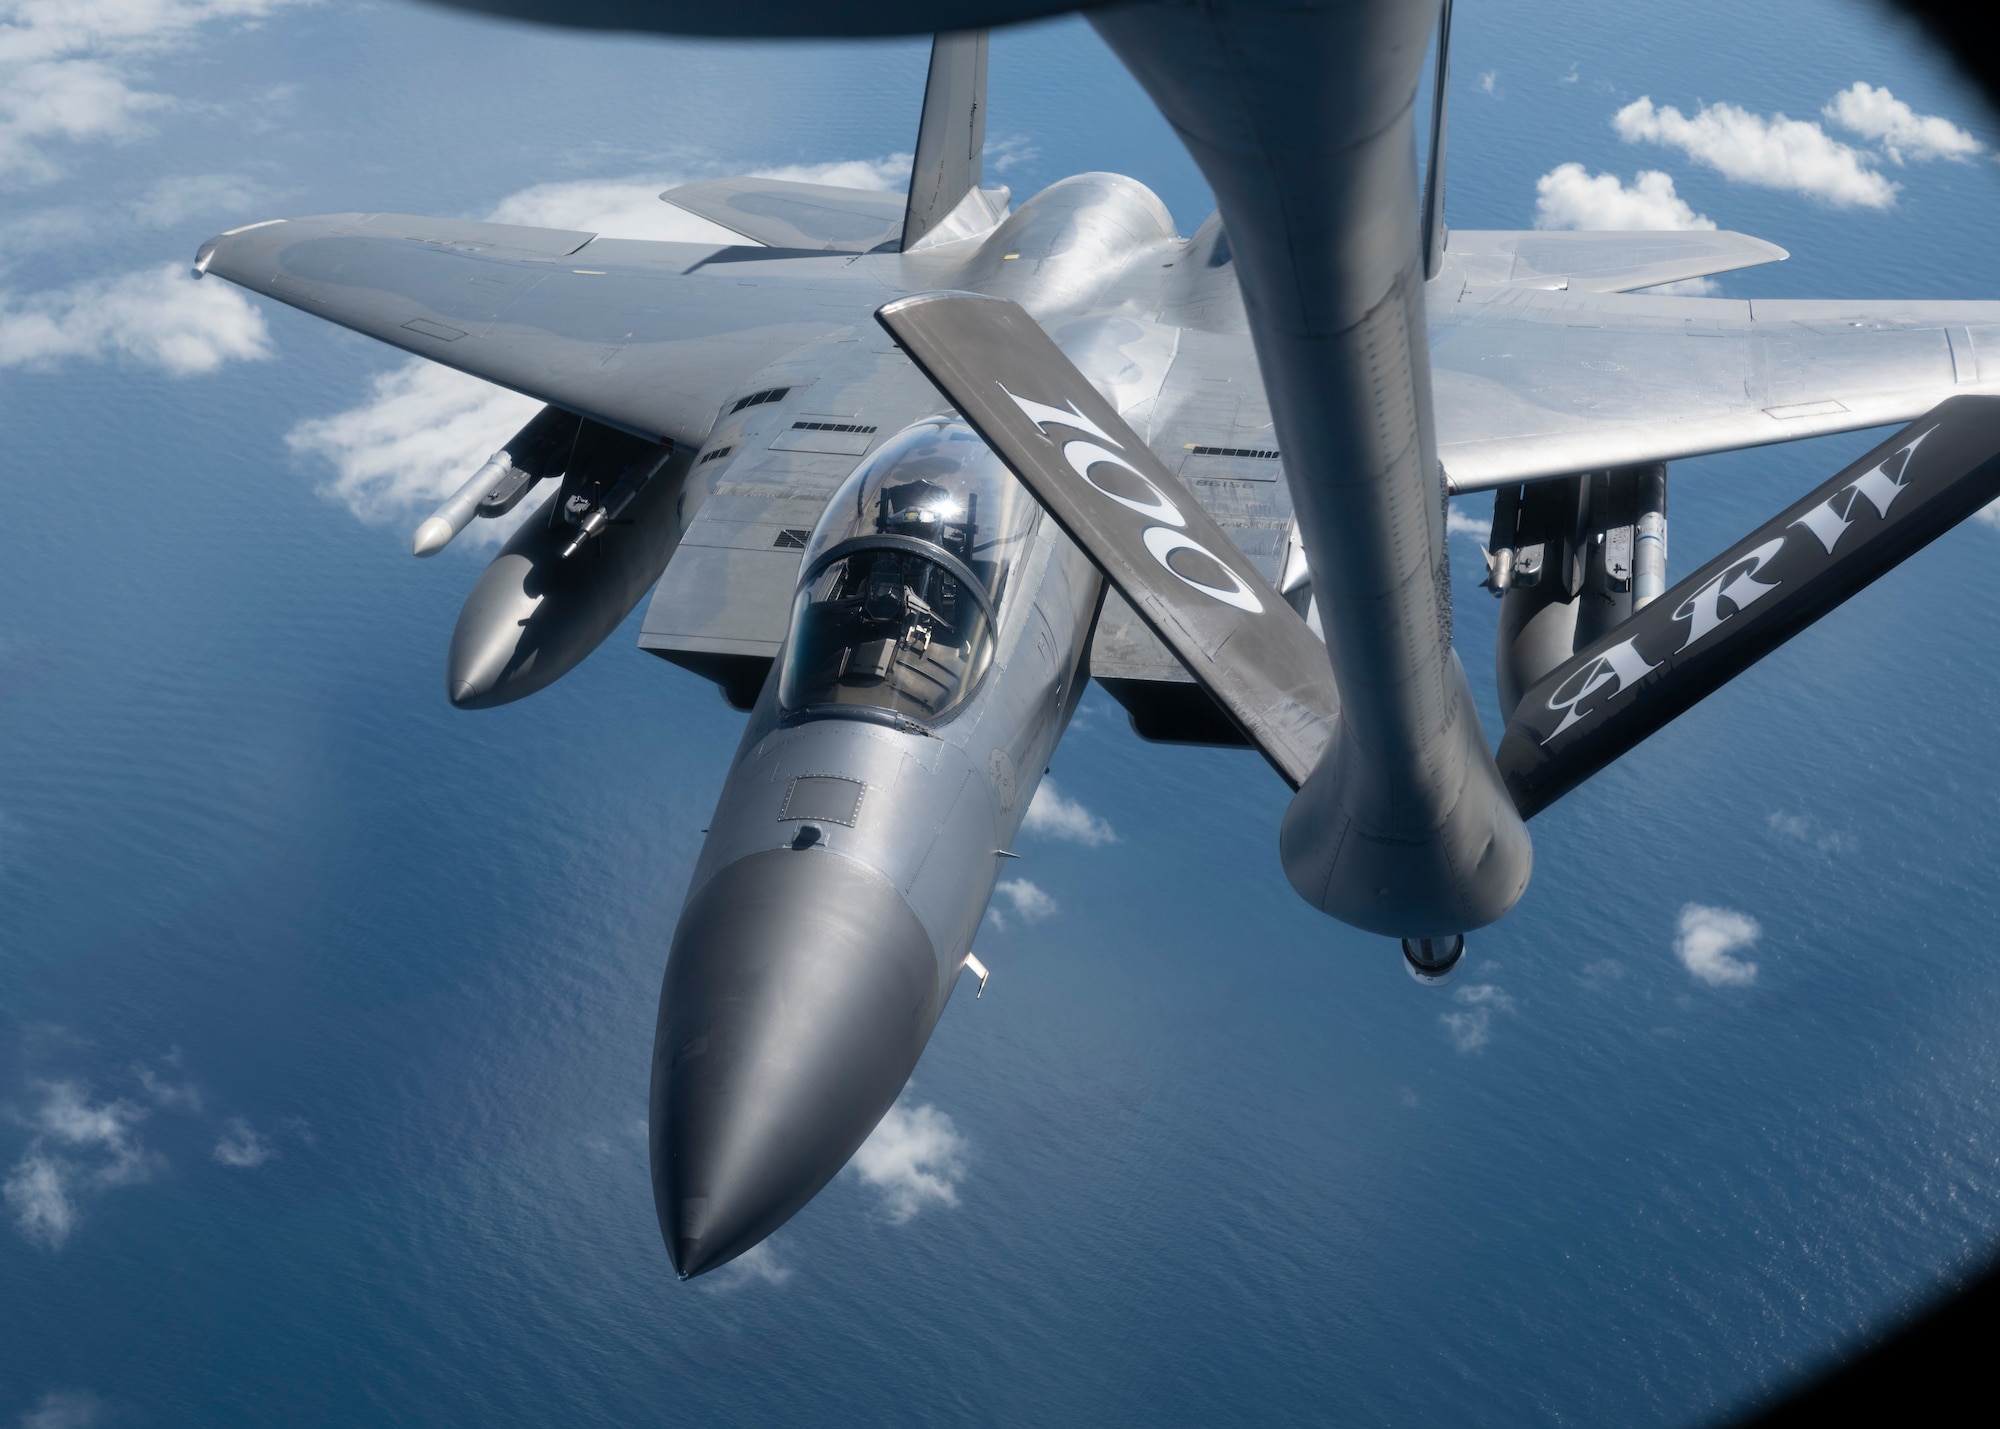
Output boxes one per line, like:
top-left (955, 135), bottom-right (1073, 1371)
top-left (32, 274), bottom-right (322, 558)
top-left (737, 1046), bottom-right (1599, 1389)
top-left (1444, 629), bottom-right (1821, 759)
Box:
top-left (195, 13), bottom-right (2000, 1277)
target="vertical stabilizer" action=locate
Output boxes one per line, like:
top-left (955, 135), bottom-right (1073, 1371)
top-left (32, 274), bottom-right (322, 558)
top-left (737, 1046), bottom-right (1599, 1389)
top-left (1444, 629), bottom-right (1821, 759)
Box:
top-left (1421, 0), bottom-right (1452, 280)
top-left (902, 30), bottom-right (989, 251)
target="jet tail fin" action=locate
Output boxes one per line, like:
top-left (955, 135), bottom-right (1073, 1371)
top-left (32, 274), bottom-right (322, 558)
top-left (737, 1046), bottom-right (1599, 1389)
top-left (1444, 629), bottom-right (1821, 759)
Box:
top-left (902, 31), bottom-right (989, 251)
top-left (877, 291), bottom-right (1340, 788)
top-left (1498, 396), bottom-right (2000, 817)
top-left (1420, 0), bottom-right (1453, 280)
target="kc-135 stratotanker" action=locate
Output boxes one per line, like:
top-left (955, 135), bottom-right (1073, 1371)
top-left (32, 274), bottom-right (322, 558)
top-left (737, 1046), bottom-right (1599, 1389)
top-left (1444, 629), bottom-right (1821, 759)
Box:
top-left (196, 2), bottom-right (2000, 1277)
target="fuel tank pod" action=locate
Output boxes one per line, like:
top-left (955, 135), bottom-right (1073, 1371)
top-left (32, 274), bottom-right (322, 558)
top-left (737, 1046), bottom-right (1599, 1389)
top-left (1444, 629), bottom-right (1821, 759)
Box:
top-left (448, 420), bottom-right (688, 708)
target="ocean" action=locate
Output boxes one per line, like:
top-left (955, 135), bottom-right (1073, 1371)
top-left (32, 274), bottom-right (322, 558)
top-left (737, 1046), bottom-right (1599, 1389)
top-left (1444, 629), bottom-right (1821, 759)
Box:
top-left (3, 1), bottom-right (1998, 1423)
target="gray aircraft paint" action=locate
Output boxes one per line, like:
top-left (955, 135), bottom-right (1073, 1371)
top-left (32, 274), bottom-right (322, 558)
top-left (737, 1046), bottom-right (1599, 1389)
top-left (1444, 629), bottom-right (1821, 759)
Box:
top-left (188, 8), bottom-right (2000, 1274)
top-left (902, 29), bottom-right (989, 250)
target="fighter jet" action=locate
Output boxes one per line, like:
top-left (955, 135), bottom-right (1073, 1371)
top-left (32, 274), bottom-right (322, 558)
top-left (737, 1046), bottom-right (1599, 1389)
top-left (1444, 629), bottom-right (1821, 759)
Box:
top-left (194, 2), bottom-right (2000, 1278)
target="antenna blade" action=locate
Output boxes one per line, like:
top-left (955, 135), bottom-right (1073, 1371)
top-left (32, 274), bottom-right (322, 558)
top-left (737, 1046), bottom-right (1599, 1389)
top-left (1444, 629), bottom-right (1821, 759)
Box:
top-left (1420, 0), bottom-right (1453, 281)
top-left (902, 30), bottom-right (989, 251)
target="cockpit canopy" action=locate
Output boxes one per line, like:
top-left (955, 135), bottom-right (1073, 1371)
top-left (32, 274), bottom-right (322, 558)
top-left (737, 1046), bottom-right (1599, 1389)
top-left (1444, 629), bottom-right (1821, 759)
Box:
top-left (779, 419), bottom-right (1040, 725)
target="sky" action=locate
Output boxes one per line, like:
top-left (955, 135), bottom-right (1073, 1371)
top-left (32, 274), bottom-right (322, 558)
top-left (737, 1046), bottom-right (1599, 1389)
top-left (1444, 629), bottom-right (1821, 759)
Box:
top-left (3, 1), bottom-right (2000, 1426)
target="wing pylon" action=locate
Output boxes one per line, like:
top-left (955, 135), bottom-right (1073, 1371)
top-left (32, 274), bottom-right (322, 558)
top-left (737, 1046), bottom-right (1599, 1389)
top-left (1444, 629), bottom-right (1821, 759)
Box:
top-left (1498, 395), bottom-right (2000, 816)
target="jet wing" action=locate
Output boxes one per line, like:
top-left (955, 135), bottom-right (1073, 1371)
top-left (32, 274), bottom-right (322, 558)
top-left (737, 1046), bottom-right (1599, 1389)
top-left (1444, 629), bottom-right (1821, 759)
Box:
top-left (1435, 229), bottom-right (1787, 294)
top-left (878, 290), bottom-right (1339, 788)
top-left (1432, 286), bottom-right (2000, 490)
top-left (195, 212), bottom-right (892, 451)
top-left (658, 178), bottom-right (908, 253)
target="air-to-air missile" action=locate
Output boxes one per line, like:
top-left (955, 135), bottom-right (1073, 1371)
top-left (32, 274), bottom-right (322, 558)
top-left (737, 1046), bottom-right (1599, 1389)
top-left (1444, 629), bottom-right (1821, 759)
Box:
top-left (652, 416), bottom-right (1100, 1276)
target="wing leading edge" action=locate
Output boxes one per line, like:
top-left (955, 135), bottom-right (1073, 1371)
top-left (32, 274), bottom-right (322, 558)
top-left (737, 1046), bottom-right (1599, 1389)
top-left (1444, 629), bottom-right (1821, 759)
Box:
top-left (1433, 285), bottom-right (2000, 490)
top-left (196, 211), bottom-right (885, 451)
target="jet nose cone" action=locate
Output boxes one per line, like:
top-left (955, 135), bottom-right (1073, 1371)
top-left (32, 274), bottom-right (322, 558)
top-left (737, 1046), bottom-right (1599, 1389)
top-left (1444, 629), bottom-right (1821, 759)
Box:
top-left (652, 848), bottom-right (942, 1278)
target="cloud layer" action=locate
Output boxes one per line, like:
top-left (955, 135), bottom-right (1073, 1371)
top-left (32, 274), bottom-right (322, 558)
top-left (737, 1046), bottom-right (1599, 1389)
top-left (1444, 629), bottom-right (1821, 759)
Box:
top-left (988, 877), bottom-right (1057, 931)
top-left (1824, 82), bottom-right (1983, 165)
top-left (0, 262), bottom-right (271, 374)
top-left (1675, 904), bottom-right (1760, 987)
top-left (287, 363), bottom-right (546, 541)
top-left (1534, 163), bottom-right (1715, 231)
top-left (213, 1116), bottom-right (274, 1168)
top-left (851, 1098), bottom-right (967, 1222)
top-left (1020, 778), bottom-right (1116, 846)
top-left (1440, 982), bottom-right (1515, 1053)
top-left (19, 1390), bottom-right (107, 1429)
top-left (3, 1080), bottom-right (155, 1250)
top-left (1615, 96), bottom-right (1897, 209)
top-left (1767, 810), bottom-right (1856, 855)
top-left (0, 0), bottom-right (300, 182)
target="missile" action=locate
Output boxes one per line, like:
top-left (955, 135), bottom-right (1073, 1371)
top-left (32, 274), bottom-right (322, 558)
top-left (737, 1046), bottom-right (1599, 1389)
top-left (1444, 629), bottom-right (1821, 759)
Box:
top-left (413, 458), bottom-right (512, 557)
top-left (411, 406), bottom-right (582, 557)
top-left (1632, 463), bottom-right (1669, 609)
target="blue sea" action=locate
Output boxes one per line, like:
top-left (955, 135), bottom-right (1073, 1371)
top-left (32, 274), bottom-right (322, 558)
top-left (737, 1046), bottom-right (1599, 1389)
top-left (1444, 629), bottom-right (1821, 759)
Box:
top-left (4, 1), bottom-right (1999, 1424)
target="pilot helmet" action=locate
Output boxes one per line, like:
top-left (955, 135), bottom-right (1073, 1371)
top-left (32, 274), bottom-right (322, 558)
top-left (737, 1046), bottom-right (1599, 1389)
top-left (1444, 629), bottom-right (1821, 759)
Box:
top-left (778, 418), bottom-right (1040, 725)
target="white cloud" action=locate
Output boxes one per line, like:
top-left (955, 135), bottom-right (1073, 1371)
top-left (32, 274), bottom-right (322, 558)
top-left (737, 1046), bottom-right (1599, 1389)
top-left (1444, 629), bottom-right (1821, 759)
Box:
top-left (134, 1061), bottom-right (201, 1113)
top-left (0, 0), bottom-right (302, 182)
top-left (287, 361), bottom-right (546, 543)
top-left (1021, 778), bottom-right (1115, 846)
top-left (851, 1098), bottom-right (967, 1223)
top-left (1446, 506), bottom-right (1488, 540)
top-left (212, 1116), bottom-right (274, 1168)
top-left (1767, 810), bottom-right (1855, 855)
top-left (1479, 71), bottom-right (1497, 96)
top-left (287, 160), bottom-right (905, 542)
top-left (987, 876), bottom-right (1057, 931)
top-left (19, 1390), bottom-right (107, 1429)
top-left (0, 262), bottom-right (271, 375)
top-left (1675, 903), bottom-right (1760, 987)
top-left (1824, 82), bottom-right (1982, 165)
top-left (983, 134), bottom-right (1038, 175)
top-left (491, 179), bottom-right (749, 245)
top-left (1614, 97), bottom-right (1896, 209)
top-left (699, 1240), bottom-right (792, 1291)
top-left (131, 171), bottom-right (273, 228)
top-left (1534, 162), bottom-right (1716, 231)
top-left (1978, 500), bottom-right (2000, 531)
top-left (1532, 163), bottom-right (1720, 292)
top-left (4, 1080), bottom-right (155, 1250)
top-left (4, 1154), bottom-right (73, 1249)
top-left (1440, 982), bottom-right (1515, 1053)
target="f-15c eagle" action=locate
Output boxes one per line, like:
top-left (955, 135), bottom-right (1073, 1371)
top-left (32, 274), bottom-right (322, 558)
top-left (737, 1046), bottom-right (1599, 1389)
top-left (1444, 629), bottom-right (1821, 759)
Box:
top-left (195, 1), bottom-right (2000, 1278)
